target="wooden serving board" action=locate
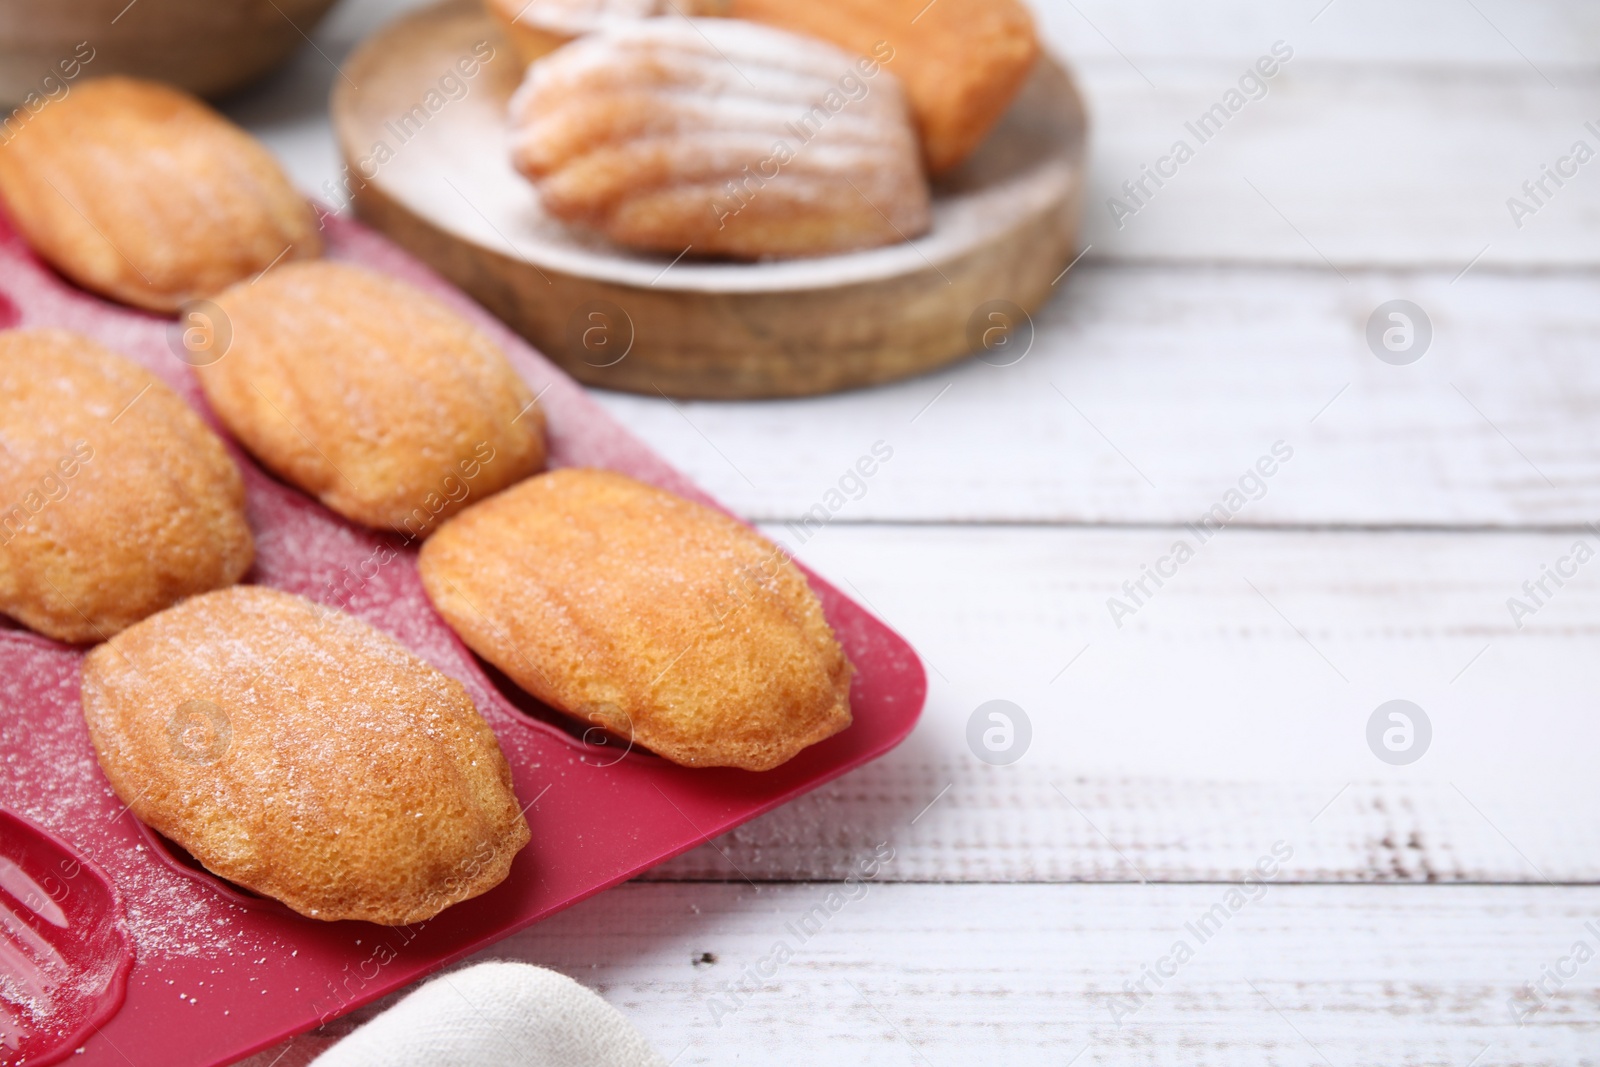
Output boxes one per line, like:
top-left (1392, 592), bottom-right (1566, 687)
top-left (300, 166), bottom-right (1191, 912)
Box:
top-left (332, 0), bottom-right (1086, 399)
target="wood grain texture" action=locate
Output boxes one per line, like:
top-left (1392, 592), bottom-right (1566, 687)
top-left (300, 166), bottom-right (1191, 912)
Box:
top-left (1067, 64), bottom-right (1600, 269)
top-left (1034, 0), bottom-right (1600, 268)
top-left (240, 883), bottom-right (1600, 1067)
top-left (611, 522), bottom-right (1600, 884)
top-left (641, 769), bottom-right (1600, 885)
top-left (210, 3), bottom-right (1600, 1062)
top-left (593, 264), bottom-right (1600, 525)
top-left (330, 0), bottom-right (1085, 398)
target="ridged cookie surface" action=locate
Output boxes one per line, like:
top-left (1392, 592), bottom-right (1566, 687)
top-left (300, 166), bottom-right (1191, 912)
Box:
top-left (418, 469), bottom-right (853, 771)
top-left (509, 18), bottom-right (930, 259)
top-left (80, 585), bottom-right (531, 925)
top-left (725, 0), bottom-right (1040, 174)
top-left (0, 77), bottom-right (321, 312)
top-left (0, 329), bottom-right (253, 643)
top-left (197, 261), bottom-right (546, 537)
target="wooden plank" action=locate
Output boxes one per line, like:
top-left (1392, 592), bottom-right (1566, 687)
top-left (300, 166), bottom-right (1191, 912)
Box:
top-left (240, 883), bottom-right (1600, 1066)
top-left (1071, 63), bottom-right (1600, 269)
top-left (641, 769), bottom-right (1600, 885)
top-left (1030, 0), bottom-right (1596, 67)
top-left (621, 523), bottom-right (1600, 883)
top-left (1034, 1), bottom-right (1600, 265)
top-left (591, 264), bottom-right (1600, 525)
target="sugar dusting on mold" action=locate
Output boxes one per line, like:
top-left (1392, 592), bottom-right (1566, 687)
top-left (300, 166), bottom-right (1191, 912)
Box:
top-left (0, 211), bottom-right (690, 971)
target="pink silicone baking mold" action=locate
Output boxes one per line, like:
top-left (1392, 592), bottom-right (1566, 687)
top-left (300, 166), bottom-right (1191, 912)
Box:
top-left (0, 808), bottom-right (133, 1067)
top-left (0, 211), bottom-right (926, 1066)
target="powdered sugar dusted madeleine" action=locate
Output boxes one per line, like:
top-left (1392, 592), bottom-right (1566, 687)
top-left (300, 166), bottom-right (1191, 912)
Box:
top-left (723, 0), bottom-right (1041, 174)
top-left (197, 261), bottom-right (546, 537)
top-left (0, 329), bottom-right (253, 644)
top-left (80, 586), bottom-right (530, 924)
top-left (0, 78), bottom-right (320, 312)
top-left (509, 18), bottom-right (930, 259)
top-left (487, 0), bottom-right (671, 63)
top-left (418, 469), bottom-right (853, 771)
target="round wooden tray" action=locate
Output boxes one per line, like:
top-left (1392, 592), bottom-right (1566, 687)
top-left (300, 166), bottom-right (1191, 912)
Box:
top-left (334, 0), bottom-right (1086, 399)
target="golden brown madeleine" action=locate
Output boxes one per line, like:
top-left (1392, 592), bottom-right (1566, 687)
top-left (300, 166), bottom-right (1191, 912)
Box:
top-left (80, 585), bottom-right (531, 924)
top-left (509, 19), bottom-right (931, 259)
top-left (0, 77), bottom-right (320, 312)
top-left (418, 469), bottom-right (853, 771)
top-left (723, 0), bottom-right (1041, 174)
top-left (196, 261), bottom-right (546, 537)
top-left (486, 0), bottom-right (672, 64)
top-left (0, 329), bottom-right (253, 643)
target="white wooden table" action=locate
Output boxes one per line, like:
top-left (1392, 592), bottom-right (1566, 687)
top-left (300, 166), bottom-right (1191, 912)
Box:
top-left (236, 1), bottom-right (1600, 1062)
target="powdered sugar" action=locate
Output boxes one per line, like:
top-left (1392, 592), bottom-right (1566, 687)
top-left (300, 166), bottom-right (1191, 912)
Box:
top-left (0, 203), bottom-right (920, 1064)
top-left (0, 205), bottom-right (717, 969)
top-left (500, 0), bottom-right (667, 36)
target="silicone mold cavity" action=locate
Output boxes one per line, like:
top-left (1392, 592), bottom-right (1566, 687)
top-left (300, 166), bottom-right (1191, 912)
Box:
top-left (0, 809), bottom-right (133, 1067)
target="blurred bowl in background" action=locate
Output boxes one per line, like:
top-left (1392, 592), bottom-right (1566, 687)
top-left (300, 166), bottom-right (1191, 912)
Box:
top-left (0, 0), bottom-right (342, 107)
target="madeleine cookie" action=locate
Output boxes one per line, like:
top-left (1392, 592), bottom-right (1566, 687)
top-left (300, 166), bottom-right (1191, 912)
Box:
top-left (509, 19), bottom-right (930, 259)
top-left (419, 469), bottom-right (853, 771)
top-left (80, 585), bottom-right (530, 924)
top-left (0, 77), bottom-right (320, 312)
top-left (0, 329), bottom-right (253, 643)
top-left (196, 261), bottom-right (546, 537)
top-left (724, 0), bottom-right (1040, 174)
top-left (487, 0), bottom-right (670, 64)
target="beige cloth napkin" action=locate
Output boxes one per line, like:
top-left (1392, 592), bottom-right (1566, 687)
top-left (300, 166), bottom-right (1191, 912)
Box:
top-left (309, 961), bottom-right (668, 1067)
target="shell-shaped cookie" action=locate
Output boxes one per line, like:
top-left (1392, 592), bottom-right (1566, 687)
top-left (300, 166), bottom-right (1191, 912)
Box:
top-left (418, 468), bottom-right (853, 771)
top-left (196, 261), bottom-right (547, 537)
top-left (509, 18), bottom-right (931, 259)
top-left (0, 329), bottom-right (253, 643)
top-left (486, 0), bottom-right (671, 63)
top-left (0, 77), bottom-right (321, 312)
top-left (80, 585), bottom-right (531, 925)
top-left (725, 0), bottom-right (1041, 174)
